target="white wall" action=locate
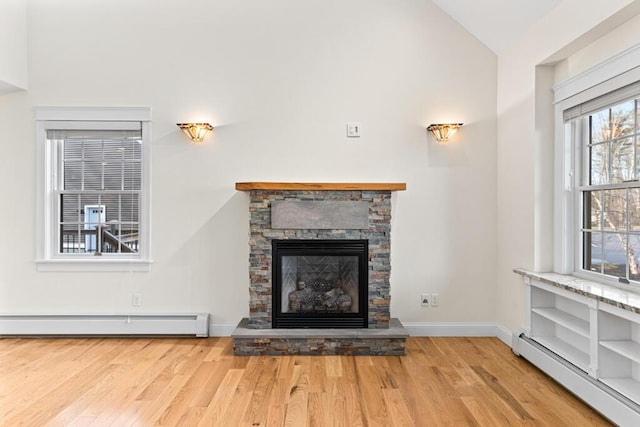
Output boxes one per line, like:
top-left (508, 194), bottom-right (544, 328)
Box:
top-left (0, 0), bottom-right (497, 329)
top-left (0, 0), bottom-right (28, 94)
top-left (496, 0), bottom-right (640, 332)
top-left (558, 13), bottom-right (640, 83)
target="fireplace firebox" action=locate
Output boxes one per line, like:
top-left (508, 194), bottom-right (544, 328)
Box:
top-left (272, 239), bottom-right (368, 328)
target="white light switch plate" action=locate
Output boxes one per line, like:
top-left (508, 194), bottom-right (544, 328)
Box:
top-left (347, 122), bottom-right (361, 137)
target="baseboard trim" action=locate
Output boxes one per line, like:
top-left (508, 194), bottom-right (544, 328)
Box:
top-left (0, 317), bottom-right (513, 344)
top-left (0, 314), bottom-right (209, 337)
top-left (209, 323), bottom-right (237, 337)
top-left (403, 322), bottom-right (511, 342)
top-left (495, 324), bottom-right (513, 346)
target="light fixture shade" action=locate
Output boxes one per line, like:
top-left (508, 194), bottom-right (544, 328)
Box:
top-left (427, 123), bottom-right (463, 143)
top-left (177, 123), bottom-right (213, 143)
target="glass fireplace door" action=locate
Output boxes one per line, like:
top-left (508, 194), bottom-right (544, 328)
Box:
top-left (272, 240), bottom-right (368, 328)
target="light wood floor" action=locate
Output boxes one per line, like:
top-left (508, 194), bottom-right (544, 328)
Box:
top-left (0, 336), bottom-right (611, 426)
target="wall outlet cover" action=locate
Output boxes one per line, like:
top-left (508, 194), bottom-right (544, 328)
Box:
top-left (421, 293), bottom-right (430, 307)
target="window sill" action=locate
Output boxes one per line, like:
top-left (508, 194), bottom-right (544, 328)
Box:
top-left (36, 258), bottom-right (153, 272)
top-left (514, 269), bottom-right (640, 314)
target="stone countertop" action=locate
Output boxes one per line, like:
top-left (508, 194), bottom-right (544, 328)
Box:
top-left (514, 269), bottom-right (640, 314)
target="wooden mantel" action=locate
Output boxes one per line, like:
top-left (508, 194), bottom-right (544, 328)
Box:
top-left (235, 182), bottom-right (406, 191)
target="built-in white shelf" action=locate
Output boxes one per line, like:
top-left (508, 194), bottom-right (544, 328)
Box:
top-left (532, 335), bottom-right (590, 369)
top-left (532, 308), bottom-right (590, 338)
top-left (516, 270), bottom-right (640, 422)
top-left (529, 283), bottom-right (591, 373)
top-left (600, 340), bottom-right (640, 364)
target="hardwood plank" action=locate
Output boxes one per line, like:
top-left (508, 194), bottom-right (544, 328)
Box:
top-left (83, 347), bottom-right (192, 426)
top-left (353, 357), bottom-right (393, 426)
top-left (108, 338), bottom-right (155, 364)
top-left (129, 373), bottom-right (192, 426)
top-left (283, 362), bottom-right (310, 425)
top-left (189, 357), bottom-right (236, 408)
top-left (202, 338), bottom-right (227, 362)
top-left (460, 396), bottom-right (513, 426)
top-left (239, 357), bottom-right (279, 426)
top-left (135, 341), bottom-right (194, 401)
top-left (400, 339), bottom-right (520, 426)
top-left (265, 378), bottom-right (289, 426)
top-left (382, 388), bottom-right (415, 427)
top-left (308, 379), bottom-right (359, 427)
top-left (196, 369), bottom-right (244, 426)
top-left (0, 337), bottom-right (614, 426)
top-left (337, 381), bottom-right (366, 427)
top-left (1, 339), bottom-right (131, 426)
top-left (153, 362), bottom-right (217, 425)
top-left (307, 391), bottom-right (328, 427)
top-left (170, 406), bottom-right (206, 427)
top-left (217, 391), bottom-right (253, 427)
top-left (111, 341), bottom-right (211, 426)
top-left (471, 365), bottom-right (534, 420)
top-left (47, 362), bottom-right (136, 425)
top-left (150, 341), bottom-right (217, 426)
top-left (323, 356), bottom-right (342, 377)
top-left (308, 356), bottom-right (327, 393)
top-left (385, 355), bottom-right (435, 425)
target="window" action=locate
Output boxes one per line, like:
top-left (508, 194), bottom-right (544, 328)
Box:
top-left (553, 45), bottom-right (640, 288)
top-left (577, 97), bottom-right (640, 283)
top-left (36, 107), bottom-right (151, 271)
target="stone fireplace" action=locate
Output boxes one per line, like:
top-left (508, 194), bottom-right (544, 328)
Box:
top-left (232, 182), bottom-right (408, 355)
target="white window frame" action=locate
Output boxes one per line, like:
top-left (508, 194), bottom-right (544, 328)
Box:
top-left (35, 107), bottom-right (152, 272)
top-left (554, 44), bottom-right (640, 289)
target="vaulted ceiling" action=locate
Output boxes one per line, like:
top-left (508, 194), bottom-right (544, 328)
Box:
top-left (432, 0), bottom-right (562, 54)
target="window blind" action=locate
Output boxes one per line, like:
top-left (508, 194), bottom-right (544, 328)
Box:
top-left (563, 80), bottom-right (640, 122)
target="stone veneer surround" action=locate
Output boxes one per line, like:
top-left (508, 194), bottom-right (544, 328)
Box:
top-left (247, 189), bottom-right (393, 329)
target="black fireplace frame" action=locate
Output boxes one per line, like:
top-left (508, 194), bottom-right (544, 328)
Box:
top-left (272, 239), bottom-right (368, 328)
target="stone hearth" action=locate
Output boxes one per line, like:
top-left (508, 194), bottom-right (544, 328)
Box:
top-left (233, 318), bottom-right (407, 355)
top-left (232, 182), bottom-right (408, 355)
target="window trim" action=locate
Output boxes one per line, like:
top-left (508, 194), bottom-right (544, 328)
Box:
top-left (35, 107), bottom-right (152, 272)
top-left (554, 44), bottom-right (640, 289)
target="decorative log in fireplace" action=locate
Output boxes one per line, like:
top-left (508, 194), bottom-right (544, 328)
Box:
top-left (272, 239), bottom-right (368, 328)
top-left (288, 279), bottom-right (353, 313)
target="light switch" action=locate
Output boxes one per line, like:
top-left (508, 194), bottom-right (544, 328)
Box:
top-left (347, 122), bottom-right (361, 138)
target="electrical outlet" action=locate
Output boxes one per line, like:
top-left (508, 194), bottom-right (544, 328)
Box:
top-left (431, 293), bottom-right (440, 307)
top-left (421, 293), bottom-right (430, 307)
top-left (132, 293), bottom-right (142, 307)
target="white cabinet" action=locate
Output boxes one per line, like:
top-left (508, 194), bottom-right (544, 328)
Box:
top-left (598, 304), bottom-right (640, 404)
top-left (525, 278), bottom-right (640, 405)
top-left (528, 282), bottom-right (591, 372)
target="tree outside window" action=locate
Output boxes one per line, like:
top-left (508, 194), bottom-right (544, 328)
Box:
top-left (582, 99), bottom-right (640, 282)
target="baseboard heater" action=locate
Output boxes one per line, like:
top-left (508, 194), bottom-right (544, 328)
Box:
top-left (0, 314), bottom-right (209, 337)
top-left (513, 333), bottom-right (640, 426)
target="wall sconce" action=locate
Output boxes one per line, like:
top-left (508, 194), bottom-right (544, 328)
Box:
top-left (427, 123), bottom-right (463, 144)
top-left (177, 123), bottom-right (214, 144)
